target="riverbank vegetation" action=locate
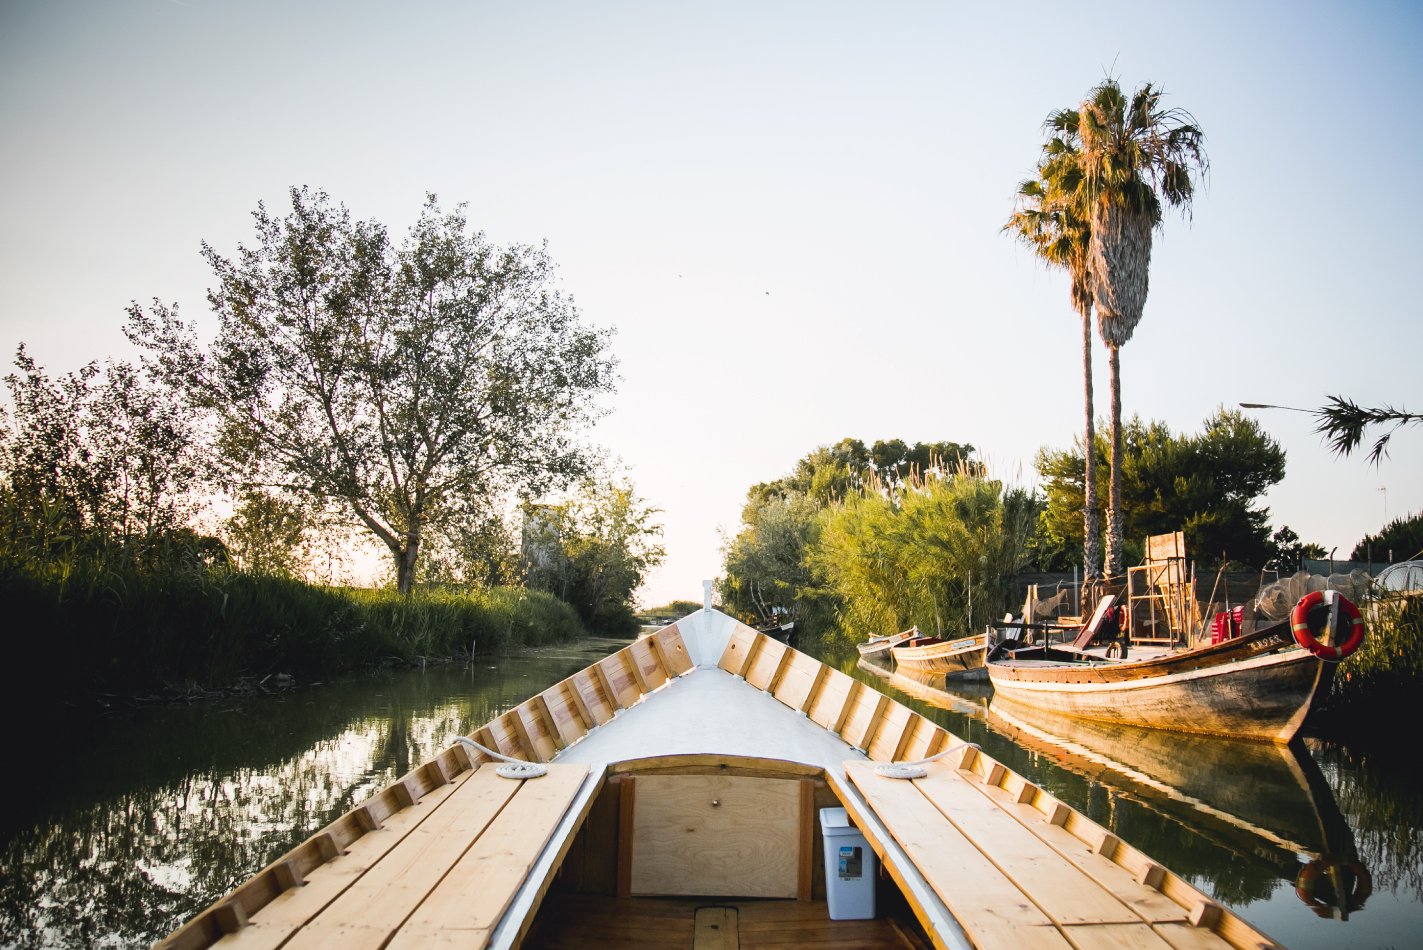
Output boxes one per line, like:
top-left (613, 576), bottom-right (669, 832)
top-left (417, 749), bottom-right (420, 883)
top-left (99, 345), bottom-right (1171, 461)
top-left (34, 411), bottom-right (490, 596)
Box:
top-left (1, 189), bottom-right (663, 709)
top-left (720, 439), bottom-right (1038, 643)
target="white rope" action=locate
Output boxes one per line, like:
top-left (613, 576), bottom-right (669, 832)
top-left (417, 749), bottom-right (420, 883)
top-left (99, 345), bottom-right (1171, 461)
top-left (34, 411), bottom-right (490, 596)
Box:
top-left (874, 741), bottom-right (979, 780)
top-left (456, 735), bottom-right (548, 779)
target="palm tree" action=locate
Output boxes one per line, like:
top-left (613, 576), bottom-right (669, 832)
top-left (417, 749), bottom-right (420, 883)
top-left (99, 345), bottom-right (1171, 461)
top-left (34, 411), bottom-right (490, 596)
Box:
top-left (1076, 79), bottom-right (1207, 577)
top-left (1004, 112), bottom-right (1101, 581)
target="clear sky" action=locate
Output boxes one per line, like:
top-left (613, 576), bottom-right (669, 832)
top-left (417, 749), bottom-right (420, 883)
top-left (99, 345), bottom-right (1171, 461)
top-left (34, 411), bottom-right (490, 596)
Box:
top-left (3, 1), bottom-right (1420, 604)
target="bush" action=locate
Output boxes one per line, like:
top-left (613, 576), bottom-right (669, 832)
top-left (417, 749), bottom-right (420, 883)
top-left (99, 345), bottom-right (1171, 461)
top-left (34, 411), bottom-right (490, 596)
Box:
top-left (1315, 596), bottom-right (1423, 732)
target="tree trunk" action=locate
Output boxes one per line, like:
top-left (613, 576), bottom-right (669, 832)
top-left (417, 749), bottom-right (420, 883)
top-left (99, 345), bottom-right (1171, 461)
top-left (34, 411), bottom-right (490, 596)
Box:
top-left (1103, 342), bottom-right (1124, 578)
top-left (395, 526), bottom-right (421, 595)
top-left (1080, 305), bottom-right (1101, 581)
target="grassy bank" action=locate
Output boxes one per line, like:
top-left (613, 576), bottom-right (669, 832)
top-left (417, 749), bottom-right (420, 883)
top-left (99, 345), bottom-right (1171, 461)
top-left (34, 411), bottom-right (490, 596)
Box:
top-left (1313, 596), bottom-right (1423, 736)
top-left (2, 557), bottom-right (585, 707)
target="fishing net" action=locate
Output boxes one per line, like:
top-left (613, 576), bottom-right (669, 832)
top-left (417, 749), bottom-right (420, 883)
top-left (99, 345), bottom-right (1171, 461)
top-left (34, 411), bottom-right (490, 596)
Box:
top-left (1255, 570), bottom-right (1372, 621)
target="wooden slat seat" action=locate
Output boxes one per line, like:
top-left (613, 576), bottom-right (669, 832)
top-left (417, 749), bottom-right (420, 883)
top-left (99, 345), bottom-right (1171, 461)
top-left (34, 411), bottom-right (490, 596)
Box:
top-left (842, 759), bottom-right (1229, 950)
top-left (223, 764), bottom-right (588, 950)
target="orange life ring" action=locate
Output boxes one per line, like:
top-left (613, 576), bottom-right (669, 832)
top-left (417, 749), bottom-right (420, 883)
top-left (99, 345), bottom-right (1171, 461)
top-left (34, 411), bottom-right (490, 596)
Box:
top-left (1290, 591), bottom-right (1366, 661)
top-left (1295, 857), bottom-right (1372, 910)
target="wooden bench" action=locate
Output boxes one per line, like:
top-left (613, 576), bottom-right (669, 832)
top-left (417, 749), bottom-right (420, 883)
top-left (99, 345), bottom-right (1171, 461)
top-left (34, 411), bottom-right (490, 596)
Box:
top-left (840, 757), bottom-right (1244, 950)
top-left (221, 763), bottom-right (589, 950)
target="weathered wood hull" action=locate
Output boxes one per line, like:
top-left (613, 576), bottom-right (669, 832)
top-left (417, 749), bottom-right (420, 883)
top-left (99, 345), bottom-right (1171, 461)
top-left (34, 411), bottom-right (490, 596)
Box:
top-left (987, 635), bottom-right (1328, 742)
top-left (856, 629), bottom-right (913, 657)
top-left (890, 633), bottom-right (987, 679)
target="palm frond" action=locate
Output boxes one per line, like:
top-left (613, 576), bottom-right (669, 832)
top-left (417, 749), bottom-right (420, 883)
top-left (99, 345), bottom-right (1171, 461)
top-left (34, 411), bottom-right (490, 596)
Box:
top-left (1314, 395), bottom-right (1422, 466)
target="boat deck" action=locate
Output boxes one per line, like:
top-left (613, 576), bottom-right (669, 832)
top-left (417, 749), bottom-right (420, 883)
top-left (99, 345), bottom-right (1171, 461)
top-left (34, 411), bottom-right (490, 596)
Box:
top-left (526, 895), bottom-right (932, 948)
top-left (838, 757), bottom-right (1247, 949)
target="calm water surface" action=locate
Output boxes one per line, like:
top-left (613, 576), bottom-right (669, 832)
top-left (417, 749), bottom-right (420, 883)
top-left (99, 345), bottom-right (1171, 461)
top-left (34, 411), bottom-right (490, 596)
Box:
top-left (1, 634), bottom-right (1417, 948)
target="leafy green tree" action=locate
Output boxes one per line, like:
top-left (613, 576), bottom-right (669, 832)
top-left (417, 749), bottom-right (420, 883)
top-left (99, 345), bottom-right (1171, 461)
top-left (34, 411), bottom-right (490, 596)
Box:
top-left (1352, 512), bottom-right (1423, 563)
top-left (812, 470), bottom-right (1041, 637)
top-left (223, 489), bottom-right (311, 577)
top-left (749, 437), bottom-right (974, 508)
top-left (523, 477), bottom-right (665, 633)
top-left (1, 346), bottom-right (205, 562)
top-left (721, 491), bottom-right (833, 627)
top-left (128, 188), bottom-right (615, 593)
top-left (1037, 409), bottom-right (1290, 568)
top-left (1005, 110), bottom-right (1101, 581)
top-left (1076, 79), bottom-right (1207, 576)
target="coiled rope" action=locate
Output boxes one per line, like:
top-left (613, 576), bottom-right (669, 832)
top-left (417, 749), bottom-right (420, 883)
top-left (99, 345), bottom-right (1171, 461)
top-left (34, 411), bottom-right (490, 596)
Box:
top-left (455, 735), bottom-right (549, 780)
top-left (873, 741), bottom-right (979, 780)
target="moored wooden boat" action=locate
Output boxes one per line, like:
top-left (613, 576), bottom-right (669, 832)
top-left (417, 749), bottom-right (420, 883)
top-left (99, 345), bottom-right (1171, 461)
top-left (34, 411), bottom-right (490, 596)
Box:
top-left (160, 608), bottom-right (1282, 950)
top-left (890, 632), bottom-right (987, 679)
top-left (857, 626), bottom-right (916, 657)
top-left (986, 594), bottom-right (1356, 742)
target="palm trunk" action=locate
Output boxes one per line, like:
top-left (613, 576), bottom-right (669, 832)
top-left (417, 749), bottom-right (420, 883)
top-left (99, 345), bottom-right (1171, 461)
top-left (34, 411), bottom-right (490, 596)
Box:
top-left (1080, 306), bottom-right (1101, 581)
top-left (1103, 342), bottom-right (1124, 578)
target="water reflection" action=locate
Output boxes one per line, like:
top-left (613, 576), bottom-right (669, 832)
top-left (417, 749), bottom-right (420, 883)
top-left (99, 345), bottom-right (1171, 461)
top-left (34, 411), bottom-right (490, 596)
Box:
top-left (0, 644), bottom-right (626, 949)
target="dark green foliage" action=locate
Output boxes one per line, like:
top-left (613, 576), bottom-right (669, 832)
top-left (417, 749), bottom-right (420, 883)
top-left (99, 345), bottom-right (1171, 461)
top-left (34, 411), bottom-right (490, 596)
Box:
top-left (1318, 598), bottom-right (1423, 731)
top-left (521, 477), bottom-right (664, 635)
top-left (1, 552), bottom-right (583, 711)
top-left (1351, 511), bottom-right (1423, 563)
top-left (1036, 408), bottom-right (1293, 568)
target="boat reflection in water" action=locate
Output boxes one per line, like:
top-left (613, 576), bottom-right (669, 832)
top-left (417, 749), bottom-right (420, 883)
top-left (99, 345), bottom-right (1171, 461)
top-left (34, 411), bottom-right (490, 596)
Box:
top-left (857, 655), bottom-right (1370, 924)
top-left (987, 693), bottom-right (1371, 922)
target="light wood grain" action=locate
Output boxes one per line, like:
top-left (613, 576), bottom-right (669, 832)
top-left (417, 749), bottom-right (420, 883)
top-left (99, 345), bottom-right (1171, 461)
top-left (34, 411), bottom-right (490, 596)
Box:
top-left (629, 774), bottom-right (801, 898)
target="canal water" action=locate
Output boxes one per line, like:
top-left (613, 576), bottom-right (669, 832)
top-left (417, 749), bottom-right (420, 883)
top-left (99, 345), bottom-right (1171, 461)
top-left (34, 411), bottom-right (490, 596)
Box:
top-left (1, 633), bottom-right (1418, 948)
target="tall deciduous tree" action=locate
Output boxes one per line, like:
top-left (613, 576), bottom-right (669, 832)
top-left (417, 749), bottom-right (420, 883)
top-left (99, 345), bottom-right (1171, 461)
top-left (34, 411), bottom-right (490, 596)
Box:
top-left (1005, 109), bottom-right (1101, 581)
top-left (1077, 79), bottom-right (1207, 577)
top-left (129, 188), bottom-right (615, 592)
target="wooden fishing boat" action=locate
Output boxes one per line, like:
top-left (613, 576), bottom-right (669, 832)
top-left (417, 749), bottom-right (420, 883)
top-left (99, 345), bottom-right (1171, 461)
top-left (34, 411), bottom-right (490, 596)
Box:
top-left (160, 607), bottom-right (1282, 950)
top-left (890, 632), bottom-right (987, 679)
top-left (857, 626), bottom-right (916, 657)
top-left (986, 591), bottom-right (1363, 743)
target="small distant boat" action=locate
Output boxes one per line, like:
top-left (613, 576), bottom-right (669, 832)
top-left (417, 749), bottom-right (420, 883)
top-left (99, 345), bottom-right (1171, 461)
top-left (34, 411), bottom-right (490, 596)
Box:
top-left (855, 626), bottom-right (916, 657)
top-left (755, 618), bottom-right (796, 643)
top-left (890, 632), bottom-right (988, 679)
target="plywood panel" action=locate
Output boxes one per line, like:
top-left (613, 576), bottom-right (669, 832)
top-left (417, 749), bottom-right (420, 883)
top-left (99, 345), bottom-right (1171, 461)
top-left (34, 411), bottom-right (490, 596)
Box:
top-left (805, 669), bottom-right (855, 733)
top-left (629, 774), bottom-right (801, 898)
top-left (718, 627), bottom-right (760, 674)
top-left (628, 638), bottom-right (669, 691)
top-left (866, 702), bottom-right (914, 762)
top-left (652, 627), bottom-right (696, 676)
top-left (744, 639), bottom-right (789, 691)
top-left (598, 653), bottom-right (643, 708)
top-left (771, 653), bottom-right (822, 710)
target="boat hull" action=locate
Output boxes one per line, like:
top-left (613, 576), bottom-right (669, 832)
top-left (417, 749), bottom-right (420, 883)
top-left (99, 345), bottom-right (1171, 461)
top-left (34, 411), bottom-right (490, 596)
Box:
top-left (987, 645), bottom-right (1328, 742)
top-left (891, 633), bottom-right (987, 679)
top-left (856, 629), bottom-right (913, 657)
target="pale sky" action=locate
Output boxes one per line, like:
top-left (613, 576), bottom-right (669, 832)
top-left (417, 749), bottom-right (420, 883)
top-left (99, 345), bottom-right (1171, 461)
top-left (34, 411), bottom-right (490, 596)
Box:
top-left (3, 1), bottom-right (1420, 605)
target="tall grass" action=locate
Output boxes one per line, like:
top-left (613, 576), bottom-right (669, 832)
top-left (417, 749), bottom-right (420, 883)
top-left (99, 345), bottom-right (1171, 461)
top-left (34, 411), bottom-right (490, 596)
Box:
top-left (1317, 596), bottom-right (1423, 731)
top-left (1, 554), bottom-right (584, 708)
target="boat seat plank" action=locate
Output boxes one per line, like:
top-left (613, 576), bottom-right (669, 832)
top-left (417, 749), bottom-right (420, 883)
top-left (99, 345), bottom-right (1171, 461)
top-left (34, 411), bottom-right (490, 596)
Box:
top-left (908, 768), bottom-right (1141, 926)
top-left (1059, 922), bottom-right (1175, 949)
top-left (278, 766), bottom-right (530, 949)
top-left (386, 764), bottom-right (590, 948)
top-left (212, 770), bottom-right (474, 949)
top-left (842, 760), bottom-right (1072, 950)
top-left (964, 777), bottom-right (1197, 927)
